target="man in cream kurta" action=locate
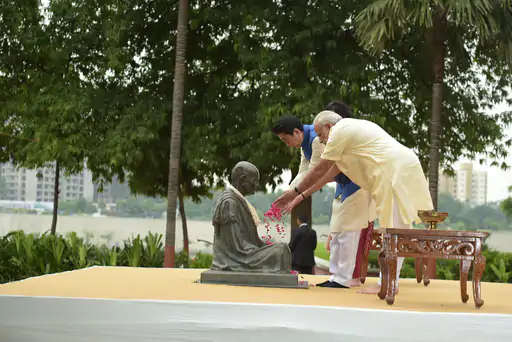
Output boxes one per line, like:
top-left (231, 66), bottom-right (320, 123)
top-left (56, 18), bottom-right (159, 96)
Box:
top-left (320, 117), bottom-right (432, 229)
top-left (274, 110), bottom-right (434, 294)
top-left (321, 114), bottom-right (433, 293)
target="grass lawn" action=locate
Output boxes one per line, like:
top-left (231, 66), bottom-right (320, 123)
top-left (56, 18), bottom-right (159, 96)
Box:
top-left (315, 242), bottom-right (329, 261)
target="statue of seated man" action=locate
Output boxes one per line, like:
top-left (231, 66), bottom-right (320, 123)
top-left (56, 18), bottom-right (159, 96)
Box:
top-left (211, 161), bottom-right (291, 273)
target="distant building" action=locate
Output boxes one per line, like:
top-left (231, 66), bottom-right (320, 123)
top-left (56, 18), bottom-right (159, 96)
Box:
top-left (0, 161), bottom-right (128, 203)
top-left (438, 162), bottom-right (487, 206)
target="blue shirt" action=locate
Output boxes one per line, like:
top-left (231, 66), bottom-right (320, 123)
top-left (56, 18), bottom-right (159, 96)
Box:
top-left (334, 173), bottom-right (360, 202)
top-left (301, 124), bottom-right (316, 161)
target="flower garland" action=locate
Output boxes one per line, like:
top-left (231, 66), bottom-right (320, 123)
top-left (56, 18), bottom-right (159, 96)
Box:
top-left (261, 203), bottom-right (286, 244)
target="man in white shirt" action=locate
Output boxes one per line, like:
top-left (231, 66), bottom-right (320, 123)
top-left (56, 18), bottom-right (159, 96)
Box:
top-left (274, 110), bottom-right (433, 294)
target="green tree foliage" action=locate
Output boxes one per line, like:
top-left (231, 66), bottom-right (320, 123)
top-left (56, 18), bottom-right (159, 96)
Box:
top-left (2, 0), bottom-right (512, 216)
top-left (500, 185), bottom-right (512, 228)
top-left (354, 0), bottom-right (512, 208)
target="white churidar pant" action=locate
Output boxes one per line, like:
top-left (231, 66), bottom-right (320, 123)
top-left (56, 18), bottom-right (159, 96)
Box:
top-left (328, 230), bottom-right (361, 287)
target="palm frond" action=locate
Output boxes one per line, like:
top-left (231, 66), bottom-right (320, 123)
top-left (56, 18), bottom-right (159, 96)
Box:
top-left (355, 0), bottom-right (438, 55)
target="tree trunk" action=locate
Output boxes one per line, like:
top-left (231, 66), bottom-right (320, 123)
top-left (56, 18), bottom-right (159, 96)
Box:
top-left (426, 7), bottom-right (447, 279)
top-left (50, 161), bottom-right (60, 235)
top-left (288, 164), bottom-right (312, 234)
top-left (164, 0), bottom-right (189, 268)
top-left (178, 185), bottom-right (189, 259)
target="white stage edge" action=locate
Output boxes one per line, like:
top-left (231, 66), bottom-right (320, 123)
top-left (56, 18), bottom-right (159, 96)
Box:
top-left (1, 295), bottom-right (511, 341)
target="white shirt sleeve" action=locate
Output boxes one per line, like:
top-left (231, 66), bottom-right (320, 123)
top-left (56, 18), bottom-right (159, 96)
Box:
top-left (309, 137), bottom-right (325, 169)
top-left (289, 149), bottom-right (309, 188)
top-left (289, 137), bottom-right (324, 188)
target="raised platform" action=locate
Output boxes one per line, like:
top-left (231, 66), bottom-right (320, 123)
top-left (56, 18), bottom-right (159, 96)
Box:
top-left (1, 266), bottom-right (511, 341)
top-left (200, 269), bottom-right (307, 288)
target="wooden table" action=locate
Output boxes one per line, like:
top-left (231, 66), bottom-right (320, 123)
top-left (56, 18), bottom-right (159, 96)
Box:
top-left (359, 230), bottom-right (440, 286)
top-left (376, 228), bottom-right (489, 309)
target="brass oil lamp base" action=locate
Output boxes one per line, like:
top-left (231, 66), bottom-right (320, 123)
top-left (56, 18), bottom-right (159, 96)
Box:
top-left (418, 210), bottom-right (448, 230)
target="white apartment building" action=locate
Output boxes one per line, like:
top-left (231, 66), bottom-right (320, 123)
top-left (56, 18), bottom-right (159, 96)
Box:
top-left (438, 162), bottom-right (487, 206)
top-left (0, 161), bottom-right (94, 202)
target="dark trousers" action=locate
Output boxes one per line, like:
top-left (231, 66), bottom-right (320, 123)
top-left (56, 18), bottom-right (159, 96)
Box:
top-left (292, 265), bottom-right (314, 275)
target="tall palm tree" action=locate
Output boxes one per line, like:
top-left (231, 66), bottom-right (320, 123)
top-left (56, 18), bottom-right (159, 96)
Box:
top-left (355, 0), bottom-right (512, 277)
top-left (164, 0), bottom-right (189, 268)
top-left (355, 0), bottom-right (512, 209)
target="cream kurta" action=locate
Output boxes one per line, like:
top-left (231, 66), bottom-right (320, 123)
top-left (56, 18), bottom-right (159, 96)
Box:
top-left (321, 118), bottom-right (433, 228)
top-left (330, 188), bottom-right (377, 233)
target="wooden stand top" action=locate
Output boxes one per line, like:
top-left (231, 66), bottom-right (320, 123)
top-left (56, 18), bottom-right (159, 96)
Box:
top-left (374, 228), bottom-right (490, 239)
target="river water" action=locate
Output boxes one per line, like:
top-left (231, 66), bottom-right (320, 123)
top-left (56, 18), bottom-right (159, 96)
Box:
top-left (1, 213), bottom-right (511, 253)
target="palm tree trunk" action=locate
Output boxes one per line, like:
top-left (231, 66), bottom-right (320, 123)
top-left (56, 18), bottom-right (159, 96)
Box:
top-left (428, 7), bottom-right (447, 211)
top-left (164, 0), bottom-right (189, 268)
top-left (178, 185), bottom-right (189, 258)
top-left (50, 161), bottom-right (60, 235)
top-left (426, 7), bottom-right (447, 280)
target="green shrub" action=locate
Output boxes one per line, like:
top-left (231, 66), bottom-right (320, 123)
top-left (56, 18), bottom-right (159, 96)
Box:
top-left (0, 230), bottom-right (213, 284)
top-left (365, 246), bottom-right (512, 283)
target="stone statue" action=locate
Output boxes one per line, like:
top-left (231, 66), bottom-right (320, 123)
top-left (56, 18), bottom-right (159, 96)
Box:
top-left (211, 161), bottom-right (291, 273)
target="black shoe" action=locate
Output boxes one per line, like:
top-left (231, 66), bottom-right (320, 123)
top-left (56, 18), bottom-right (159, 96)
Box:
top-left (327, 281), bottom-right (349, 289)
top-left (316, 280), bottom-right (332, 287)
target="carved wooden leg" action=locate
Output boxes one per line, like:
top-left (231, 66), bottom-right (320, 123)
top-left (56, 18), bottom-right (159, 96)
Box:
top-left (423, 259), bottom-right (430, 286)
top-left (460, 259), bottom-right (471, 303)
top-left (378, 250), bottom-right (388, 300)
top-left (414, 258), bottom-right (423, 283)
top-left (472, 255), bottom-right (486, 309)
top-left (386, 252), bottom-right (398, 305)
top-left (360, 251), bottom-right (369, 284)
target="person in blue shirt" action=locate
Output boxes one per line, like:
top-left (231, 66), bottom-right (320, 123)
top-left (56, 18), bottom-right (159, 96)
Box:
top-left (271, 115), bottom-right (326, 190)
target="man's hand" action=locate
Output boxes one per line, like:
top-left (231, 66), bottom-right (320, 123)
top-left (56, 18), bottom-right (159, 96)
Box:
top-left (273, 189), bottom-right (298, 209)
top-left (325, 234), bottom-right (332, 252)
top-left (281, 195), bottom-right (304, 215)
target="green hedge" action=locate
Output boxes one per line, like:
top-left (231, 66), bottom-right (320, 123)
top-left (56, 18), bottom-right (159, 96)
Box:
top-left (366, 247), bottom-right (512, 283)
top-left (315, 243), bottom-right (512, 283)
top-left (0, 230), bottom-right (213, 284)
top-left (3, 231), bottom-right (510, 285)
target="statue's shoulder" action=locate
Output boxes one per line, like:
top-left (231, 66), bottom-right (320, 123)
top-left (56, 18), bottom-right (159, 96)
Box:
top-left (215, 190), bottom-right (239, 210)
top-left (213, 190), bottom-right (239, 223)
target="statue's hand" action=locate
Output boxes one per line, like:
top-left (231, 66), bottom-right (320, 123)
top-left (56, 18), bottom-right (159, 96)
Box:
top-left (273, 189), bottom-right (297, 209)
top-left (281, 195), bottom-right (304, 215)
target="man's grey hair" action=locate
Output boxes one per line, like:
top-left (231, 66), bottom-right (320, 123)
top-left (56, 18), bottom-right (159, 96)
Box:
top-left (313, 110), bottom-right (342, 126)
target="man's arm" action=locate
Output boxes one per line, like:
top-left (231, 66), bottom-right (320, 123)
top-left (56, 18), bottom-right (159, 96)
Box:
top-left (302, 164), bottom-right (340, 197)
top-left (309, 137), bottom-right (325, 169)
top-left (290, 150), bottom-right (309, 188)
top-left (295, 159), bottom-right (336, 194)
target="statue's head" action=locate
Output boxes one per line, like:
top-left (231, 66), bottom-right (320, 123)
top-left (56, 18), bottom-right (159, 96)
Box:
top-left (230, 161), bottom-right (260, 196)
